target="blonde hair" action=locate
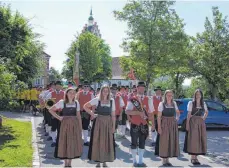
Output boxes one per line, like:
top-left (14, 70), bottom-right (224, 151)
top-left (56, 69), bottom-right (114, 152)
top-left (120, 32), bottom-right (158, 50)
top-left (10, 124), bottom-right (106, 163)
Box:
top-left (162, 90), bottom-right (174, 106)
top-left (98, 84), bottom-right (111, 101)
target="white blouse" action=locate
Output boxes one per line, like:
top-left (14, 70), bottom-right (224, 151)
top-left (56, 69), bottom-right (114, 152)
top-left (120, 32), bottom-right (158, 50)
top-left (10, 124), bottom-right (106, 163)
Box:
top-left (158, 101), bottom-right (179, 112)
top-left (54, 99), bottom-right (80, 111)
top-left (187, 101), bottom-right (208, 112)
top-left (89, 97), bottom-right (116, 112)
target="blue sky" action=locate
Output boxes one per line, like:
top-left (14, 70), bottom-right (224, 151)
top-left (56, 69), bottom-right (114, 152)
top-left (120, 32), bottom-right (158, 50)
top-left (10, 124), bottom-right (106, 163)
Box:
top-left (2, 1), bottom-right (229, 85)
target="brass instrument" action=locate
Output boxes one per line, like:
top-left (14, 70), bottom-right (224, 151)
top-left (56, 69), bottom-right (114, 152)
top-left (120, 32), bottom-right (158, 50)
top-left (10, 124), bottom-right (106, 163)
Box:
top-left (45, 98), bottom-right (56, 109)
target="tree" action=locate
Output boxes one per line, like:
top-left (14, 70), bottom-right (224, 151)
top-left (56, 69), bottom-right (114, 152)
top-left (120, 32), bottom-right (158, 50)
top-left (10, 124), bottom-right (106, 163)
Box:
top-left (114, 1), bottom-right (188, 90)
top-left (49, 67), bottom-right (62, 82)
top-left (0, 4), bottom-right (44, 84)
top-left (64, 32), bottom-right (112, 83)
top-left (189, 7), bottom-right (229, 100)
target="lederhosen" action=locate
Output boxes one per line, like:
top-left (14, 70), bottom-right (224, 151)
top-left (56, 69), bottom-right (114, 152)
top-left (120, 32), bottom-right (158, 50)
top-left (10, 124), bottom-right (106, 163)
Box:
top-left (79, 92), bottom-right (92, 130)
top-left (183, 102), bottom-right (207, 155)
top-left (130, 98), bottom-right (149, 149)
top-left (55, 102), bottom-right (83, 159)
top-left (155, 103), bottom-right (180, 158)
top-left (88, 100), bottom-right (116, 163)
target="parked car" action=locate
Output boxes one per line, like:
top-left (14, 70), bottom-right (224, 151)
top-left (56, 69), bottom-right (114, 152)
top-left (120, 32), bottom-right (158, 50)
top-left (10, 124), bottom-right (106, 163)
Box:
top-left (175, 98), bottom-right (229, 131)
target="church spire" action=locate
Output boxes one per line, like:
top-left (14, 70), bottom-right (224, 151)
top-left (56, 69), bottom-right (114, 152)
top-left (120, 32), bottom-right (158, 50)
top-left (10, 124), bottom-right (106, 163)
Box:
top-left (88, 7), bottom-right (94, 21)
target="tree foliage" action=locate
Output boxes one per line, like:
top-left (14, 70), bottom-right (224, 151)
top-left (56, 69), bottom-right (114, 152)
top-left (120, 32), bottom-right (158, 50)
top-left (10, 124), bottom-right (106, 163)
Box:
top-left (114, 1), bottom-right (189, 92)
top-left (0, 4), bottom-right (44, 83)
top-left (49, 67), bottom-right (62, 82)
top-left (0, 4), bottom-right (44, 109)
top-left (189, 7), bottom-right (229, 100)
top-left (64, 32), bottom-right (112, 83)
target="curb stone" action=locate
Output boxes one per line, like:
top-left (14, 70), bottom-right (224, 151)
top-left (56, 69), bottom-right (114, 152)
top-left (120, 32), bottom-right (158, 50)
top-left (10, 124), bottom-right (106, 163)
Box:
top-left (31, 117), bottom-right (40, 168)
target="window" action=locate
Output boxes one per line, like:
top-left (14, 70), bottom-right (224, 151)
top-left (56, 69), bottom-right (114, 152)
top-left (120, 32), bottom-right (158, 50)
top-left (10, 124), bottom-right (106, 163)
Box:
top-left (175, 100), bottom-right (183, 107)
top-left (206, 101), bottom-right (224, 111)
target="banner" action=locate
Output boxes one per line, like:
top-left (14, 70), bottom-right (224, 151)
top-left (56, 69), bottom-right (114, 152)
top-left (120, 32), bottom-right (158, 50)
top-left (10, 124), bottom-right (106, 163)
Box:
top-left (73, 51), bottom-right (80, 86)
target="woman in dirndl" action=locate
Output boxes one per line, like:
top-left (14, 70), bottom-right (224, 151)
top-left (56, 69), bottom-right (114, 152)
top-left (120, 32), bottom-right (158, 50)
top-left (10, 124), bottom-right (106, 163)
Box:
top-left (183, 89), bottom-right (208, 165)
top-left (155, 90), bottom-right (180, 166)
top-left (84, 85), bottom-right (116, 167)
top-left (49, 87), bottom-right (83, 167)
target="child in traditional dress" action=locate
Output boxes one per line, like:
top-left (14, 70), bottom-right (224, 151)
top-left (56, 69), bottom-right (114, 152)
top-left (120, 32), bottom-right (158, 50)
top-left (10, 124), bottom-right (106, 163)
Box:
top-left (155, 90), bottom-right (180, 166)
top-left (183, 89), bottom-right (208, 165)
top-left (49, 87), bottom-right (83, 167)
top-left (84, 85), bottom-right (116, 167)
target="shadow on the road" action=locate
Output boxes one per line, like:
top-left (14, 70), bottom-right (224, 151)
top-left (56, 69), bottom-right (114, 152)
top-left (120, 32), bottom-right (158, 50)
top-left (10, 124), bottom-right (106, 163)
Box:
top-left (37, 122), bottom-right (63, 166)
top-left (116, 138), bottom-right (133, 164)
top-left (189, 164), bottom-right (211, 167)
top-left (177, 153), bottom-right (189, 161)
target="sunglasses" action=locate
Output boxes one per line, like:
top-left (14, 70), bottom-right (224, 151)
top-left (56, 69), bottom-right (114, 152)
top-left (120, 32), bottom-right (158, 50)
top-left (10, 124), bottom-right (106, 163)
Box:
top-left (84, 85), bottom-right (89, 88)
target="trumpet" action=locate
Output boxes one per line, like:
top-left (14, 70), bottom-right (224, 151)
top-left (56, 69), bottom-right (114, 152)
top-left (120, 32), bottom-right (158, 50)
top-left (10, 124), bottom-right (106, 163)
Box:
top-left (45, 98), bottom-right (56, 109)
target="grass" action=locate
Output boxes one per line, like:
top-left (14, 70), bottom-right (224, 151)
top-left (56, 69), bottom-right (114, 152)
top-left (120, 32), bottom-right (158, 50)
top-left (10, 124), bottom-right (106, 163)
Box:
top-left (0, 115), bottom-right (33, 167)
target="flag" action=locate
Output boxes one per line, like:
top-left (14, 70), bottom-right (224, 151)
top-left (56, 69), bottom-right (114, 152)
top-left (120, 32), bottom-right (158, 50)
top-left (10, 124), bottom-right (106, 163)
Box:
top-left (127, 68), bottom-right (136, 80)
top-left (73, 51), bottom-right (80, 86)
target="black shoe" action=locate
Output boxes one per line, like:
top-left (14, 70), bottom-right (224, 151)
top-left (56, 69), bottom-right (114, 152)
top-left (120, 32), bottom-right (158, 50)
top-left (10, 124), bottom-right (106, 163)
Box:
top-left (167, 162), bottom-right (173, 167)
top-left (151, 142), bottom-right (156, 146)
top-left (138, 163), bottom-right (147, 167)
top-left (44, 132), bottom-right (49, 136)
top-left (84, 142), bottom-right (90, 146)
top-left (133, 163), bottom-right (138, 167)
top-left (47, 137), bottom-right (52, 141)
top-left (102, 163), bottom-right (108, 167)
top-left (191, 159), bottom-right (200, 165)
top-left (51, 142), bottom-right (56, 147)
top-left (96, 163), bottom-right (100, 167)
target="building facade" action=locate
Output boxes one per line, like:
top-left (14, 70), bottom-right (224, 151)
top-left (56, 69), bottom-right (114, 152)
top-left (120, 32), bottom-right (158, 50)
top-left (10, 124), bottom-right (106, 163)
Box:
top-left (33, 52), bottom-right (51, 87)
top-left (81, 9), bottom-right (101, 38)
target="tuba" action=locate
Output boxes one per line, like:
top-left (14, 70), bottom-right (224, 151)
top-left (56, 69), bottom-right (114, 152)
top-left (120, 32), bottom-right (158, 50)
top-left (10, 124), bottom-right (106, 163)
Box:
top-left (45, 98), bottom-right (56, 109)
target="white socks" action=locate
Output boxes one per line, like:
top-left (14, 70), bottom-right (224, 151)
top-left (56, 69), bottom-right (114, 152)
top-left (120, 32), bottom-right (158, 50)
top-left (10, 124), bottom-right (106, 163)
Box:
top-left (83, 130), bottom-right (88, 143)
top-left (45, 124), bottom-right (49, 133)
top-left (131, 149), bottom-right (137, 164)
top-left (51, 131), bottom-right (56, 143)
top-left (151, 130), bottom-right (157, 142)
top-left (138, 148), bottom-right (145, 164)
top-left (121, 125), bottom-right (126, 136)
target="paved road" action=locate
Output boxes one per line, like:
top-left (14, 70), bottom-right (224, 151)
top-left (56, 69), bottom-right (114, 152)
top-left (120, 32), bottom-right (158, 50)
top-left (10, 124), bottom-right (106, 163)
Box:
top-left (34, 115), bottom-right (229, 167)
top-left (0, 111), bottom-right (31, 122)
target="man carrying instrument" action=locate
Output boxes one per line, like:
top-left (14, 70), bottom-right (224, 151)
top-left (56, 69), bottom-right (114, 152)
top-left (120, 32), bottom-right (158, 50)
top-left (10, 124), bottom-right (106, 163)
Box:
top-left (46, 81), bottom-right (65, 147)
top-left (110, 84), bottom-right (125, 146)
top-left (76, 81), bottom-right (94, 146)
top-left (42, 82), bottom-right (55, 138)
top-left (125, 81), bottom-right (155, 167)
top-left (117, 86), bottom-right (128, 138)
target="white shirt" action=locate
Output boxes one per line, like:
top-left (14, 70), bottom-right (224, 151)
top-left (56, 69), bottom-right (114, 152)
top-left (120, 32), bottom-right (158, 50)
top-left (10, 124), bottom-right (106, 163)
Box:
top-left (113, 95), bottom-right (125, 108)
top-left (54, 99), bottom-right (80, 111)
top-left (43, 90), bottom-right (51, 100)
top-left (46, 90), bottom-right (63, 100)
top-left (125, 95), bottom-right (155, 113)
top-left (158, 101), bottom-right (179, 112)
top-left (187, 101), bottom-right (208, 112)
top-left (89, 97), bottom-right (116, 112)
top-left (39, 90), bottom-right (46, 99)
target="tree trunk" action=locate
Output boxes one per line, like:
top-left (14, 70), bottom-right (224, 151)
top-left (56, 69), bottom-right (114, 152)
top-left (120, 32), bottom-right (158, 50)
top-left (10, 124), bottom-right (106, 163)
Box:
top-left (209, 83), bottom-right (217, 100)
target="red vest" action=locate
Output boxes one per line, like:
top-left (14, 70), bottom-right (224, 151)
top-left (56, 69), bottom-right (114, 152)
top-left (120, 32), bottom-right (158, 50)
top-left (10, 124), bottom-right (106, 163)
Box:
top-left (114, 95), bottom-right (121, 116)
top-left (120, 94), bottom-right (128, 109)
top-left (153, 95), bottom-right (162, 115)
top-left (131, 96), bottom-right (149, 126)
top-left (78, 91), bottom-right (93, 111)
top-left (51, 90), bottom-right (65, 102)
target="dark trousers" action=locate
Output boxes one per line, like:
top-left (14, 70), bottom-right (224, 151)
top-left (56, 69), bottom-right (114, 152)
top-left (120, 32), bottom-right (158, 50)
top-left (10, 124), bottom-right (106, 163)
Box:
top-left (130, 124), bottom-right (148, 149)
top-left (51, 117), bottom-right (59, 132)
top-left (121, 110), bottom-right (127, 125)
top-left (82, 117), bottom-right (90, 130)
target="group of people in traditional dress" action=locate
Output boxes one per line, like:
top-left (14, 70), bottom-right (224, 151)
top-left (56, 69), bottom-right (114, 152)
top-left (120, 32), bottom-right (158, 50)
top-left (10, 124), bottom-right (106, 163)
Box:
top-left (38, 80), bottom-right (208, 167)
